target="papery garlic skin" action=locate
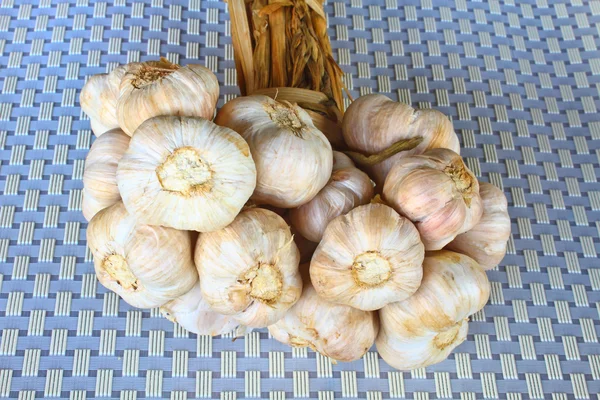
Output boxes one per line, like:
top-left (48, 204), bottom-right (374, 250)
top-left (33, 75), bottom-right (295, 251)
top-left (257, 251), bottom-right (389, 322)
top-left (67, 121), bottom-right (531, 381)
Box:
top-left (160, 282), bottom-right (241, 336)
top-left (80, 65), bottom-right (127, 136)
top-left (376, 250), bottom-right (490, 371)
top-left (117, 59), bottom-right (219, 136)
top-left (196, 208), bottom-right (302, 328)
top-left (87, 201), bottom-right (198, 309)
top-left (269, 282), bottom-right (378, 362)
top-left (214, 95), bottom-right (333, 208)
top-left (290, 152), bottom-right (374, 242)
top-left (117, 116), bottom-right (256, 232)
top-left (82, 128), bottom-right (131, 221)
top-left (383, 148), bottom-right (483, 250)
top-left (447, 182), bottom-right (511, 270)
top-left (310, 203), bottom-right (424, 311)
top-left (342, 94), bottom-right (460, 186)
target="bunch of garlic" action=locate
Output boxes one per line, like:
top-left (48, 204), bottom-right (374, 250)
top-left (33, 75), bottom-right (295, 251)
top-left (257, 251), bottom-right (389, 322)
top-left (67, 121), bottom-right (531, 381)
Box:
top-left (196, 208), bottom-right (302, 327)
top-left (383, 148), bottom-right (483, 250)
top-left (290, 152), bottom-right (374, 242)
top-left (376, 250), bottom-right (490, 370)
top-left (82, 128), bottom-right (130, 221)
top-left (215, 95), bottom-right (333, 208)
top-left (79, 59), bottom-right (511, 369)
top-left (342, 94), bottom-right (460, 187)
top-left (269, 280), bottom-right (379, 362)
top-left (87, 201), bottom-right (198, 309)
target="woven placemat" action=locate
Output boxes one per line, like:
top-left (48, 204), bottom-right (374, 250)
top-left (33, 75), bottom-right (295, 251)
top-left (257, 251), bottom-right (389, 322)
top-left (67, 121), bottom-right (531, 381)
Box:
top-left (0, 0), bottom-right (599, 398)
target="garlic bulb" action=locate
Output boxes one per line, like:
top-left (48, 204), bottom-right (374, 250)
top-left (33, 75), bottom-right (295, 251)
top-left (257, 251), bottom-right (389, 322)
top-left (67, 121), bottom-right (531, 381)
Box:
top-left (447, 182), bottom-right (511, 270)
top-left (342, 94), bottom-right (460, 186)
top-left (80, 65), bottom-right (126, 136)
top-left (269, 282), bottom-right (378, 362)
top-left (290, 152), bottom-right (374, 242)
top-left (196, 208), bottom-right (302, 327)
top-left (214, 95), bottom-right (333, 208)
top-left (117, 59), bottom-right (219, 136)
top-left (310, 203), bottom-right (424, 311)
top-left (82, 128), bottom-right (130, 221)
top-left (160, 283), bottom-right (241, 336)
top-left (117, 116), bottom-right (256, 232)
top-left (376, 250), bottom-right (490, 370)
top-left (87, 201), bottom-right (198, 309)
top-left (383, 148), bottom-right (483, 250)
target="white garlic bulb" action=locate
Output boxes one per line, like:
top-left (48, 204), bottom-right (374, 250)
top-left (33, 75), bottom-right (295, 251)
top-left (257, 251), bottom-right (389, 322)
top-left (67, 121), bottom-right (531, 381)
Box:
top-left (310, 203), bottom-right (424, 311)
top-left (160, 283), bottom-right (241, 336)
top-left (376, 250), bottom-right (490, 370)
top-left (80, 65), bottom-right (126, 136)
top-left (342, 94), bottom-right (460, 187)
top-left (269, 281), bottom-right (378, 362)
top-left (82, 128), bottom-right (130, 221)
top-left (87, 201), bottom-right (198, 309)
top-left (117, 116), bottom-right (256, 232)
top-left (447, 182), bottom-right (511, 270)
top-left (196, 208), bottom-right (302, 328)
top-left (383, 148), bottom-right (483, 250)
top-left (117, 59), bottom-right (219, 136)
top-left (290, 152), bottom-right (374, 242)
top-left (214, 95), bottom-right (333, 208)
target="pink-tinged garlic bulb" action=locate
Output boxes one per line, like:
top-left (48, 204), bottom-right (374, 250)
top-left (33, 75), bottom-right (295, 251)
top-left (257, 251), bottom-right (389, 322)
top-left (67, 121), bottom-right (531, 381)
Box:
top-left (80, 65), bottom-right (127, 136)
top-left (376, 250), bottom-right (490, 371)
top-left (82, 128), bottom-right (130, 221)
top-left (310, 203), bottom-right (424, 311)
top-left (196, 208), bottom-right (302, 328)
top-left (342, 94), bottom-right (460, 187)
top-left (160, 283), bottom-right (242, 336)
top-left (290, 152), bottom-right (374, 242)
top-left (447, 182), bottom-right (511, 270)
top-left (117, 59), bottom-right (219, 136)
top-left (214, 95), bottom-right (333, 208)
top-left (383, 148), bottom-right (483, 250)
top-left (87, 202), bottom-right (198, 309)
top-left (269, 282), bottom-right (379, 362)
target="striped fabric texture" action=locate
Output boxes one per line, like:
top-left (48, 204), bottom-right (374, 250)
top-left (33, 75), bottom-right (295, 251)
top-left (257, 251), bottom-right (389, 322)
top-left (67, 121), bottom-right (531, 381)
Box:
top-left (0, 0), bottom-right (599, 398)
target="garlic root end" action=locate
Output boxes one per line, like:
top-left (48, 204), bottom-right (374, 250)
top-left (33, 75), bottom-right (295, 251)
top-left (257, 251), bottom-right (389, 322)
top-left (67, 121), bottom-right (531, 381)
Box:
top-left (103, 254), bottom-right (139, 291)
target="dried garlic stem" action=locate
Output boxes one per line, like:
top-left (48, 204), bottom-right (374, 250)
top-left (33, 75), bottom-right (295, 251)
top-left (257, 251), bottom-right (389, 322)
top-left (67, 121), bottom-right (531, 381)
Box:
top-left (252, 0), bottom-right (271, 89)
top-left (229, 0), bottom-right (255, 95)
top-left (344, 136), bottom-right (424, 167)
top-left (236, 0), bottom-right (345, 111)
top-left (268, 0), bottom-right (288, 86)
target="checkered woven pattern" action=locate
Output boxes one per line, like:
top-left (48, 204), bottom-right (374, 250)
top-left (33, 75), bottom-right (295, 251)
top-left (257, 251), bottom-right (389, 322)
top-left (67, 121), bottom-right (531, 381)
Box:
top-left (1, 0), bottom-right (599, 398)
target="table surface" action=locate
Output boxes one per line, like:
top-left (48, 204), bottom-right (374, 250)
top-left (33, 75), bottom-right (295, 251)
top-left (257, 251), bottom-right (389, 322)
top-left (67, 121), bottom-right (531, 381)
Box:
top-left (1, 0), bottom-right (599, 398)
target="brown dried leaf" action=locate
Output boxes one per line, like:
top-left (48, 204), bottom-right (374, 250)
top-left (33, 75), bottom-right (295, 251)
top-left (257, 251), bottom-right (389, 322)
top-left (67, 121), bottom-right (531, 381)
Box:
top-left (259, 1), bottom-right (292, 16)
top-left (252, 0), bottom-right (271, 89)
top-left (229, 0), bottom-right (255, 95)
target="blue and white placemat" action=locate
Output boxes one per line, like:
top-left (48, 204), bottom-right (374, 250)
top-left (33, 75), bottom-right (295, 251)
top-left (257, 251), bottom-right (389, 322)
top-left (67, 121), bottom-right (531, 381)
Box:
top-left (0, 0), bottom-right (599, 398)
